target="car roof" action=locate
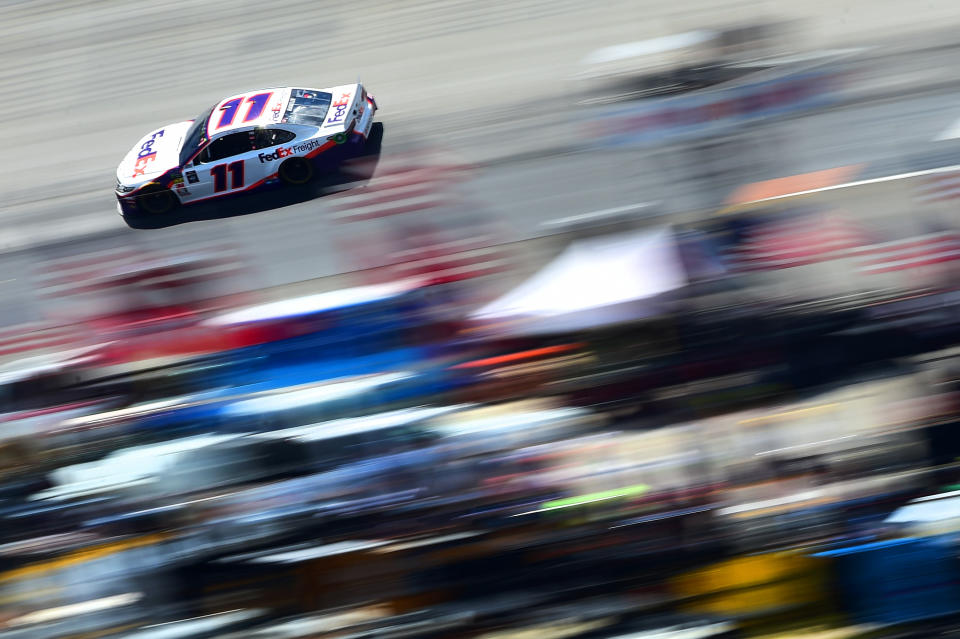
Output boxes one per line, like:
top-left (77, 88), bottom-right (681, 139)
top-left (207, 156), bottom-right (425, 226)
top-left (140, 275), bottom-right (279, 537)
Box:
top-left (203, 84), bottom-right (358, 138)
top-left (204, 84), bottom-right (360, 138)
top-left (205, 87), bottom-right (295, 138)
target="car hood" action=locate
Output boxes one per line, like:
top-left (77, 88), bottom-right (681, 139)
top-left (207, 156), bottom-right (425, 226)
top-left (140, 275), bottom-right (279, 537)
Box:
top-left (116, 121), bottom-right (193, 186)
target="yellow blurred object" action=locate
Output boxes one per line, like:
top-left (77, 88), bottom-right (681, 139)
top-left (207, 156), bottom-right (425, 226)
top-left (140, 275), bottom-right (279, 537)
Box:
top-left (671, 552), bottom-right (830, 617)
top-left (0, 533), bottom-right (169, 585)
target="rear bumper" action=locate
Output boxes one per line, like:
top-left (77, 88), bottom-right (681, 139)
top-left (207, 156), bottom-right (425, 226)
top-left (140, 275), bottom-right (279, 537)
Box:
top-left (353, 95), bottom-right (378, 140)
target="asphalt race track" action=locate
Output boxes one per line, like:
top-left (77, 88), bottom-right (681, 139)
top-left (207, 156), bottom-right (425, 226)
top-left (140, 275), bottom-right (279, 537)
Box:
top-left (3, 0), bottom-right (960, 326)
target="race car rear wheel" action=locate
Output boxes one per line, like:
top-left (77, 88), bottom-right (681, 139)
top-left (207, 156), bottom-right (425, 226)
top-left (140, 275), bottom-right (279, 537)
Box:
top-left (138, 186), bottom-right (176, 215)
top-left (278, 157), bottom-right (314, 185)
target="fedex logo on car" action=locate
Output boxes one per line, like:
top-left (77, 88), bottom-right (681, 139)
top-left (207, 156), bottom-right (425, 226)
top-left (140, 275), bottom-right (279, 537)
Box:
top-left (325, 93), bottom-right (351, 126)
top-left (258, 146), bottom-right (294, 163)
top-left (258, 139), bottom-right (325, 162)
top-left (131, 130), bottom-right (164, 178)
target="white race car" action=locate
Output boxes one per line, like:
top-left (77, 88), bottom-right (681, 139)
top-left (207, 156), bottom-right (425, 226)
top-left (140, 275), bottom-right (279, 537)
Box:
top-left (116, 84), bottom-right (377, 227)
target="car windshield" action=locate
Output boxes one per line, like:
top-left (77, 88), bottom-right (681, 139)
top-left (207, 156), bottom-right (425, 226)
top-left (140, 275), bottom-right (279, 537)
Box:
top-left (179, 103), bottom-right (216, 166)
top-left (282, 89), bottom-right (333, 126)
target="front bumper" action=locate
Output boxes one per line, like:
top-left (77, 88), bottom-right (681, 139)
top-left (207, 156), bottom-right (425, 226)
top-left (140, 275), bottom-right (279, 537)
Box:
top-left (116, 192), bottom-right (138, 216)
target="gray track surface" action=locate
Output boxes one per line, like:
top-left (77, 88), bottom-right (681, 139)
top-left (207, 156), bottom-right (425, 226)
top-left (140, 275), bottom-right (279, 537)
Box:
top-left (3, 0), bottom-right (960, 326)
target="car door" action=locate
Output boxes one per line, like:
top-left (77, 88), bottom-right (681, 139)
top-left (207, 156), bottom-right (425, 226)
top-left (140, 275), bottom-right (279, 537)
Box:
top-left (253, 127), bottom-right (299, 173)
top-left (183, 129), bottom-right (263, 202)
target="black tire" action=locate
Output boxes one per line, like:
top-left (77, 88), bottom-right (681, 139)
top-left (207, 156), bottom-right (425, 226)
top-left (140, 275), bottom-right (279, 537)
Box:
top-left (278, 157), bottom-right (315, 185)
top-left (137, 186), bottom-right (177, 215)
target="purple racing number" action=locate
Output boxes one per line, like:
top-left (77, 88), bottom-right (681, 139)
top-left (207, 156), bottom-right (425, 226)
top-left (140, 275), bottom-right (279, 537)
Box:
top-left (243, 92), bottom-right (272, 122)
top-left (216, 98), bottom-right (243, 129)
top-left (211, 160), bottom-right (244, 192)
top-left (215, 93), bottom-right (275, 129)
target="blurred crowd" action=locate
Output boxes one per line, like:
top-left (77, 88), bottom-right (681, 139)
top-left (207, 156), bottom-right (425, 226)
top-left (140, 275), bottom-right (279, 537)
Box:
top-left (2, 191), bottom-right (960, 639)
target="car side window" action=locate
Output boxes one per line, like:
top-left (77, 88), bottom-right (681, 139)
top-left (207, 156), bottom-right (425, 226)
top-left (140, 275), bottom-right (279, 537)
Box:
top-left (198, 131), bottom-right (255, 163)
top-left (255, 128), bottom-right (296, 149)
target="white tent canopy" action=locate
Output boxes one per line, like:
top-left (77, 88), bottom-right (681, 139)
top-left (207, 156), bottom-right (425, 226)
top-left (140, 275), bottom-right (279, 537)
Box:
top-left (471, 227), bottom-right (689, 335)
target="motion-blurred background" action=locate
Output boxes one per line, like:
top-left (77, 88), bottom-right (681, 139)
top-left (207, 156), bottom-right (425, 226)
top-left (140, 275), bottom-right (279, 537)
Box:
top-left (5, 1), bottom-right (960, 637)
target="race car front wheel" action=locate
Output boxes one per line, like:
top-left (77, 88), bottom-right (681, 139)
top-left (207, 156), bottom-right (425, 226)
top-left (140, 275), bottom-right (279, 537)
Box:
top-left (138, 186), bottom-right (176, 215)
top-left (278, 157), bottom-right (314, 185)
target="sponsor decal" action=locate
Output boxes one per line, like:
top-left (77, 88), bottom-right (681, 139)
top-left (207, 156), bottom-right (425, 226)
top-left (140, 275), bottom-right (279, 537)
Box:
top-left (131, 130), bottom-right (164, 177)
top-left (325, 93), bottom-right (352, 126)
top-left (327, 132), bottom-right (348, 145)
top-left (185, 170), bottom-right (199, 184)
top-left (257, 138), bottom-right (325, 162)
top-left (258, 146), bottom-right (294, 163)
top-left (291, 139), bottom-right (325, 154)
